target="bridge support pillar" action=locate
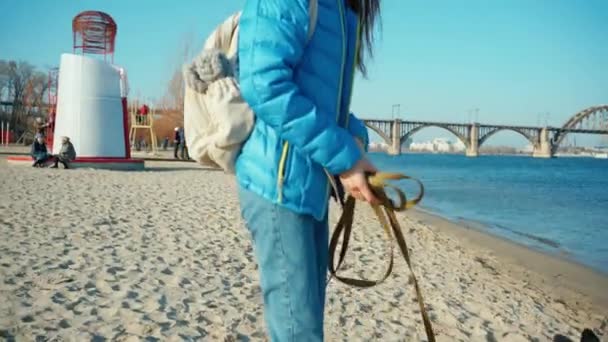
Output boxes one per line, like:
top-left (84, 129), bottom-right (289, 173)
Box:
top-left (390, 119), bottom-right (401, 155)
top-left (466, 123), bottom-right (479, 157)
top-left (532, 127), bottom-right (553, 158)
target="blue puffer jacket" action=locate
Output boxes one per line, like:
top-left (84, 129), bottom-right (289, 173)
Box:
top-left (236, 0), bottom-right (369, 221)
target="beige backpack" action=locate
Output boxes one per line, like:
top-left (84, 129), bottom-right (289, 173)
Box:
top-left (183, 3), bottom-right (318, 173)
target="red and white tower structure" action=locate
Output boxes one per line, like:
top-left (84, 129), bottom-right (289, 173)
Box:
top-left (51, 11), bottom-right (142, 169)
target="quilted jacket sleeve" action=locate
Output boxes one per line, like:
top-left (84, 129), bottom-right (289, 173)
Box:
top-left (347, 113), bottom-right (369, 152)
top-left (237, 0), bottom-right (363, 175)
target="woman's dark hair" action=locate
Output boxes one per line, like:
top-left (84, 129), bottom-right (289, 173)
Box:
top-left (347, 0), bottom-right (381, 76)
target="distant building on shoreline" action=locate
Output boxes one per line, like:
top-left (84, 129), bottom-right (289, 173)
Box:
top-left (409, 138), bottom-right (466, 153)
top-left (369, 141), bottom-right (390, 152)
top-left (368, 138), bottom-right (540, 155)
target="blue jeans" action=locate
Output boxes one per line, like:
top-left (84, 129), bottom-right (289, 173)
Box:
top-left (238, 186), bottom-right (328, 342)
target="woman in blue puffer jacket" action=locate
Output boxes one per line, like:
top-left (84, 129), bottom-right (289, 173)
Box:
top-left (236, 0), bottom-right (381, 340)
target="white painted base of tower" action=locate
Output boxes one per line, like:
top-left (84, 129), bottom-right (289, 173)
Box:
top-left (52, 53), bottom-right (133, 165)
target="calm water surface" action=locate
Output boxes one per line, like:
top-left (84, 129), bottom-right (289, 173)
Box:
top-left (369, 153), bottom-right (608, 273)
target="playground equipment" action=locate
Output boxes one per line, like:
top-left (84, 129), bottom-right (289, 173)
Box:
top-left (46, 67), bottom-right (59, 150)
top-left (129, 100), bottom-right (158, 155)
top-left (0, 121), bottom-right (9, 146)
top-left (8, 10), bottom-right (143, 170)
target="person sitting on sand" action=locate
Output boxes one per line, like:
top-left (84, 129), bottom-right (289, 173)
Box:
top-left (51, 136), bottom-right (76, 169)
top-left (31, 136), bottom-right (50, 167)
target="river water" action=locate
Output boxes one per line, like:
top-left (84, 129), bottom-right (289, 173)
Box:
top-left (369, 153), bottom-right (608, 274)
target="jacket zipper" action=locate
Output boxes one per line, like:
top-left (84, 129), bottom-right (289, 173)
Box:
top-left (321, 0), bottom-right (349, 207)
top-left (277, 141), bottom-right (289, 203)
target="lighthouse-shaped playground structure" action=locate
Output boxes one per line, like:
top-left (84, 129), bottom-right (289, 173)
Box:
top-left (51, 11), bottom-right (143, 169)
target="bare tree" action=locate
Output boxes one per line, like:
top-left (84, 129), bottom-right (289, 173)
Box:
top-left (0, 59), bottom-right (49, 134)
top-left (0, 60), bottom-right (8, 101)
top-left (166, 69), bottom-right (185, 111)
top-left (0, 60), bottom-right (9, 121)
top-left (25, 72), bottom-right (49, 115)
top-left (161, 31), bottom-right (197, 112)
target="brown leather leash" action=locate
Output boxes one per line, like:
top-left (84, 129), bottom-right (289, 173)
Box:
top-left (328, 172), bottom-right (435, 342)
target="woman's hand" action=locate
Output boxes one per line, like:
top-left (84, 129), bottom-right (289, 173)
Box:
top-left (339, 157), bottom-right (380, 204)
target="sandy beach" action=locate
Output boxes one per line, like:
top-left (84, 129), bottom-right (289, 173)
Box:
top-left (0, 157), bottom-right (606, 341)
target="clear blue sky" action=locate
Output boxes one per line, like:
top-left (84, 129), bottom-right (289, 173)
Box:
top-left (1, 0), bottom-right (606, 146)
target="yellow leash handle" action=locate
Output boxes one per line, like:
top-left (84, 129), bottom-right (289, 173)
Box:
top-left (367, 172), bottom-right (424, 210)
top-left (328, 172), bottom-right (435, 342)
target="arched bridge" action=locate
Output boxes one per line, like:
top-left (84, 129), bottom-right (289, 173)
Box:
top-left (363, 105), bottom-right (608, 158)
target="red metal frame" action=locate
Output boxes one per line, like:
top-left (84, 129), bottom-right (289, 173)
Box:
top-left (46, 67), bottom-right (59, 149)
top-left (121, 97), bottom-right (131, 158)
top-left (72, 11), bottom-right (117, 63)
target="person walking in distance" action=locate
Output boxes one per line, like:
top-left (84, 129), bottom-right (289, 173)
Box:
top-left (33, 117), bottom-right (49, 139)
top-left (162, 136), bottom-right (169, 151)
top-left (178, 126), bottom-right (189, 160)
top-left (235, 0), bottom-right (382, 340)
top-left (173, 127), bottom-right (181, 159)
